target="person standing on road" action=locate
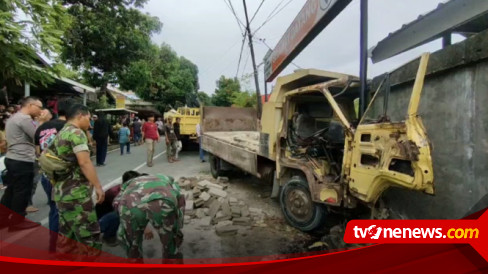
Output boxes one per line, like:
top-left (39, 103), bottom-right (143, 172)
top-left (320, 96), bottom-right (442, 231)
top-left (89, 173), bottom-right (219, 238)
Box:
top-left (93, 112), bottom-right (112, 166)
top-left (132, 117), bottom-right (142, 146)
top-left (196, 123), bottom-right (205, 163)
top-left (173, 117), bottom-right (182, 160)
top-left (156, 117), bottom-right (164, 136)
top-left (34, 98), bottom-right (71, 252)
top-left (0, 97), bottom-right (43, 231)
top-left (165, 117), bottom-right (178, 163)
top-left (119, 122), bottom-right (131, 155)
top-left (52, 104), bottom-right (105, 255)
top-left (114, 171), bottom-right (185, 260)
top-left (142, 114), bottom-right (159, 167)
top-left (27, 108), bottom-right (53, 213)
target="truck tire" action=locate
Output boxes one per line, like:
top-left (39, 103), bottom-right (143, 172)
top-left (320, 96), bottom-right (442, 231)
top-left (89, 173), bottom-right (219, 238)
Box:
top-left (280, 176), bottom-right (328, 232)
top-left (209, 154), bottom-right (222, 179)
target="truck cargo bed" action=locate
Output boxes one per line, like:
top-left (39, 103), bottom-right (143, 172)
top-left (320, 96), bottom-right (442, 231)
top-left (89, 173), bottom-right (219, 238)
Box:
top-left (202, 131), bottom-right (263, 176)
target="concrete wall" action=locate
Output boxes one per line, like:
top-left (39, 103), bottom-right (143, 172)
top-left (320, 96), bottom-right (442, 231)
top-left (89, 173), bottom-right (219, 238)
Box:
top-left (370, 31), bottom-right (488, 219)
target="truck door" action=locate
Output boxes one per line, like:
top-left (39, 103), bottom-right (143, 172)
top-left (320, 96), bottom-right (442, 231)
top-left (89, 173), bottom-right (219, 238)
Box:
top-left (347, 53), bottom-right (434, 204)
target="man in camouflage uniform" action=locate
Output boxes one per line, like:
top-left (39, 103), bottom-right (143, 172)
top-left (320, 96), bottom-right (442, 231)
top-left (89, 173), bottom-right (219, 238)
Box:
top-left (52, 104), bottom-right (105, 256)
top-left (114, 171), bottom-right (185, 259)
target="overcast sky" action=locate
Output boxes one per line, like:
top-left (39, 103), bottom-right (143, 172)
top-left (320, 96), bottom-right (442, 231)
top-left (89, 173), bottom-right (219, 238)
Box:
top-left (142, 0), bottom-right (458, 95)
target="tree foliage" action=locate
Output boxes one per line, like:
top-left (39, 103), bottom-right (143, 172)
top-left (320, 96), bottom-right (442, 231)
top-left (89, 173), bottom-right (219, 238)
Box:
top-left (60, 0), bottom-right (162, 88)
top-left (212, 76), bottom-right (241, 107)
top-left (197, 92), bottom-right (212, 106)
top-left (0, 0), bottom-right (68, 87)
top-left (118, 44), bottom-right (200, 113)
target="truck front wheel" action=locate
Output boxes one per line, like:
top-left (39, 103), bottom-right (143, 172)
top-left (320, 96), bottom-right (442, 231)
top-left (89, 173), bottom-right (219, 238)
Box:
top-left (209, 154), bottom-right (222, 179)
top-left (280, 176), bottom-right (328, 232)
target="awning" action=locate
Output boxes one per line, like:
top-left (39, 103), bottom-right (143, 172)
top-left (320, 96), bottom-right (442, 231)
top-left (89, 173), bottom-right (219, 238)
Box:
top-left (370, 0), bottom-right (488, 63)
top-left (95, 108), bottom-right (138, 115)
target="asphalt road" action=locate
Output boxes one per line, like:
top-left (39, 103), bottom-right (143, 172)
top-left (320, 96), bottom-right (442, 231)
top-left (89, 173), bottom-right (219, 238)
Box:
top-left (10, 141), bottom-right (208, 226)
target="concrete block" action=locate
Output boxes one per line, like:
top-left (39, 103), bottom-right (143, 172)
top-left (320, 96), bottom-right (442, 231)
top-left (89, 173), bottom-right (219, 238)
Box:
top-left (221, 199), bottom-right (231, 217)
top-left (179, 180), bottom-right (192, 190)
top-left (229, 197), bottom-right (238, 205)
top-left (197, 180), bottom-right (212, 188)
top-left (203, 208), bottom-right (209, 216)
top-left (233, 217), bottom-right (251, 226)
top-left (216, 225), bottom-right (239, 236)
top-left (185, 200), bottom-right (194, 212)
top-left (214, 211), bottom-right (232, 223)
top-left (206, 182), bottom-right (226, 190)
top-left (208, 200), bottom-right (221, 218)
top-left (215, 220), bottom-right (233, 229)
top-left (231, 206), bottom-right (241, 217)
top-left (199, 217), bottom-right (212, 227)
top-left (195, 208), bottom-right (206, 219)
top-left (199, 191), bottom-right (211, 202)
top-left (204, 196), bottom-right (216, 208)
top-left (192, 187), bottom-right (201, 197)
top-left (194, 198), bottom-right (204, 208)
top-left (241, 206), bottom-right (250, 217)
top-left (209, 188), bottom-right (228, 198)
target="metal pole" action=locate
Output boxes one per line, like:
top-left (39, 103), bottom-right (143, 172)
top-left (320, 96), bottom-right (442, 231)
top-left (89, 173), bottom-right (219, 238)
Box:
top-left (359, 0), bottom-right (368, 120)
top-left (24, 81), bottom-right (30, 97)
top-left (442, 33), bottom-right (452, 48)
top-left (264, 78), bottom-right (268, 103)
top-left (242, 0), bottom-right (263, 118)
top-left (83, 90), bottom-right (87, 106)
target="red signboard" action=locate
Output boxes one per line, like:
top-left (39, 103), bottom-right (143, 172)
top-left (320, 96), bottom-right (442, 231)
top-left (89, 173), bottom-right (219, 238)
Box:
top-left (264, 0), bottom-right (352, 82)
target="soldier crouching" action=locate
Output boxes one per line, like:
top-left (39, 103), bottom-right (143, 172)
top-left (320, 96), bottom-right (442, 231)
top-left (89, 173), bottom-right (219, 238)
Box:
top-left (114, 171), bottom-right (185, 260)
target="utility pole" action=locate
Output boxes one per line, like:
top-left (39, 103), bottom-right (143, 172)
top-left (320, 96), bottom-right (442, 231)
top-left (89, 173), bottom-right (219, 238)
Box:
top-left (242, 0), bottom-right (262, 118)
top-left (359, 0), bottom-right (368, 120)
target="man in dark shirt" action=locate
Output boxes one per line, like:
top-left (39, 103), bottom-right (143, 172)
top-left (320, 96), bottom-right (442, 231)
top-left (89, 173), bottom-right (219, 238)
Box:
top-left (173, 117), bottom-right (182, 160)
top-left (33, 98), bottom-right (71, 252)
top-left (132, 118), bottom-right (142, 146)
top-left (93, 113), bottom-right (112, 166)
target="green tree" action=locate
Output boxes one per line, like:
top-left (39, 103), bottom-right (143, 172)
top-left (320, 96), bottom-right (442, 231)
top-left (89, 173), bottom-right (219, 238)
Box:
top-left (0, 0), bottom-right (68, 87)
top-left (232, 90), bottom-right (257, 108)
top-left (60, 0), bottom-right (162, 89)
top-left (119, 44), bottom-right (200, 112)
top-left (197, 91), bottom-right (212, 106)
top-left (212, 76), bottom-right (241, 107)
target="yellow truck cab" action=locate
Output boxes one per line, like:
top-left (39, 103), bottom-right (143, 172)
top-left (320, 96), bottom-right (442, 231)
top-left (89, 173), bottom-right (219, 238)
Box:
top-left (202, 54), bottom-right (434, 232)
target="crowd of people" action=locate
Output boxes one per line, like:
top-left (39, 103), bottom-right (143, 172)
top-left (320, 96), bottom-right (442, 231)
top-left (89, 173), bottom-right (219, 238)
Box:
top-left (0, 96), bottom-right (186, 259)
top-left (89, 113), bottom-right (187, 168)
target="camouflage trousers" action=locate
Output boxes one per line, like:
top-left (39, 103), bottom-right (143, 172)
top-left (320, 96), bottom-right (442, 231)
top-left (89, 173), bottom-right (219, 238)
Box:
top-left (118, 199), bottom-right (184, 259)
top-left (56, 196), bottom-right (102, 256)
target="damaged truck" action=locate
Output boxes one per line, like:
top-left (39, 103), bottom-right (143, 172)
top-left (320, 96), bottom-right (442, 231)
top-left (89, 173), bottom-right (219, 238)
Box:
top-left (201, 53), bottom-right (434, 232)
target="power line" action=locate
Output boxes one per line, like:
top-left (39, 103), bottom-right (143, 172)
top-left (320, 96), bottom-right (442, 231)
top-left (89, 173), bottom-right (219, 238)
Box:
top-left (250, 0), bottom-right (266, 24)
top-left (253, 0), bottom-right (293, 35)
top-left (223, 0), bottom-right (246, 34)
top-left (235, 35), bottom-right (247, 78)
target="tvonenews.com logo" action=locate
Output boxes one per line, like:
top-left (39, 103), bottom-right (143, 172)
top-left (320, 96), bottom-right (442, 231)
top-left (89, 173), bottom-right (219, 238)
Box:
top-left (353, 225), bottom-right (479, 240)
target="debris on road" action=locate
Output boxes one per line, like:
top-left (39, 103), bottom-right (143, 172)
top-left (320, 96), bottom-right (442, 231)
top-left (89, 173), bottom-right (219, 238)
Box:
top-left (178, 176), bottom-right (272, 237)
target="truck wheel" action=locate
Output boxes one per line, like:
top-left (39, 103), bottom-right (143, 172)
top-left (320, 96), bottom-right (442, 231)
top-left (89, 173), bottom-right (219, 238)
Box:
top-left (280, 176), bottom-right (327, 232)
top-left (209, 154), bottom-right (222, 179)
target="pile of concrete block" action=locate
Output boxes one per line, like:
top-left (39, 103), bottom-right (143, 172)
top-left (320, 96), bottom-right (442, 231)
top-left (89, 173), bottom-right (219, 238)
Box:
top-left (179, 176), bottom-right (266, 236)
